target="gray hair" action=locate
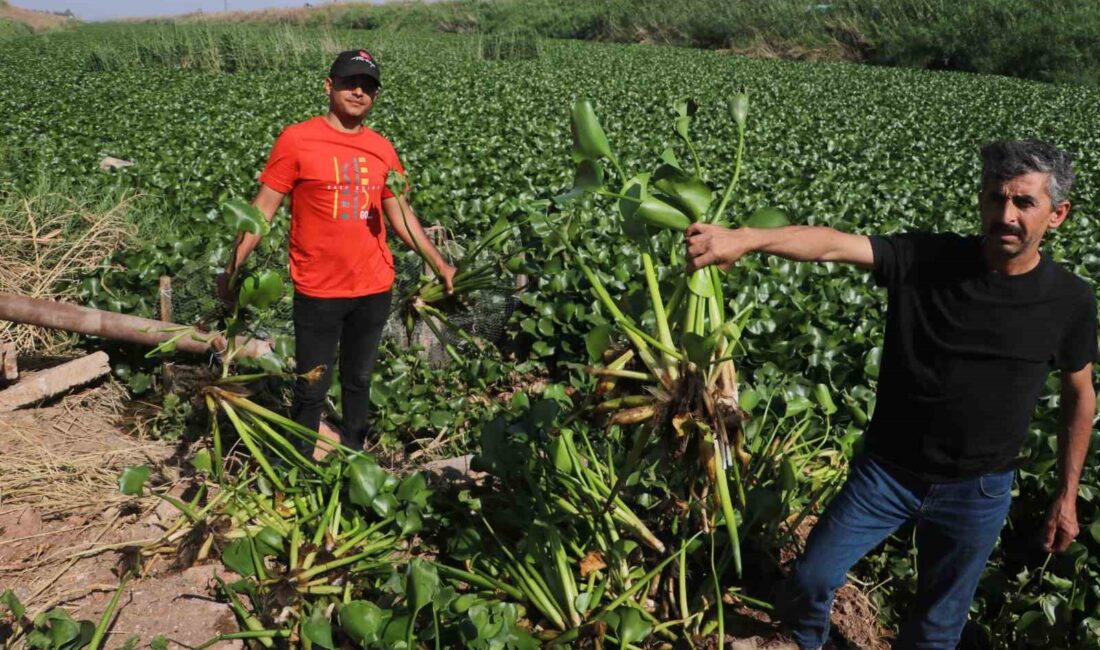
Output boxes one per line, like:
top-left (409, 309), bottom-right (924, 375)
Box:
top-left (981, 140), bottom-right (1074, 205)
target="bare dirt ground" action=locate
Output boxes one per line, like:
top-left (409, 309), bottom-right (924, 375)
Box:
top-left (0, 382), bottom-right (240, 649)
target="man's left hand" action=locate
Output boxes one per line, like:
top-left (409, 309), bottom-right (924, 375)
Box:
top-left (1044, 493), bottom-right (1080, 552)
top-left (439, 263), bottom-right (456, 295)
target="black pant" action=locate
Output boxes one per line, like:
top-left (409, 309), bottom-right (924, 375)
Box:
top-left (290, 291), bottom-right (391, 449)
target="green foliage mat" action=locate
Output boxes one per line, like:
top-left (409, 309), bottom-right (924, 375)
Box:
top-left (2, 22), bottom-right (1099, 646)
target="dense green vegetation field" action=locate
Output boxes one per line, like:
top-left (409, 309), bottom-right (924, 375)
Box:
top-left (2, 19), bottom-right (1100, 649)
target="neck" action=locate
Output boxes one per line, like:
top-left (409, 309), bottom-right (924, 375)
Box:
top-left (325, 111), bottom-right (362, 133)
top-left (982, 239), bottom-right (1041, 276)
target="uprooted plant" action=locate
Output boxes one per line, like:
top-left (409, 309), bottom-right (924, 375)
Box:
top-left (558, 92), bottom-right (797, 581)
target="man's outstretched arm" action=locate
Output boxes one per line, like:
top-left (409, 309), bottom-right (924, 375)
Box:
top-left (685, 224), bottom-right (875, 272)
top-left (1045, 363), bottom-right (1096, 552)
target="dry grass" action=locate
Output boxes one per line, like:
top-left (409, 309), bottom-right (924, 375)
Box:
top-left (0, 191), bottom-right (136, 354)
top-left (0, 2), bottom-right (74, 31)
top-left (157, 2), bottom-right (355, 25)
top-left (0, 380), bottom-right (173, 517)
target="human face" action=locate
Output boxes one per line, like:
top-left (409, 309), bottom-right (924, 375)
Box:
top-left (979, 171), bottom-right (1069, 264)
top-left (325, 75), bottom-right (379, 121)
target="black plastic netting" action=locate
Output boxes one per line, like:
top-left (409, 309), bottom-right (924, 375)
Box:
top-left (166, 237), bottom-right (517, 359)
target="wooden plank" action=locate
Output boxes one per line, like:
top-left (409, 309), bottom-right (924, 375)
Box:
top-left (0, 351), bottom-right (110, 412)
top-left (0, 342), bottom-right (17, 383)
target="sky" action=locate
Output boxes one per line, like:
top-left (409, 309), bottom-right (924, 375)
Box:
top-left (11, 0), bottom-right (373, 21)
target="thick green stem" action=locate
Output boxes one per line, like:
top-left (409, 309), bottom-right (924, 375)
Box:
top-left (219, 400), bottom-right (286, 492)
top-left (712, 122), bottom-right (745, 224)
top-left (434, 563), bottom-right (524, 600)
top-left (710, 532), bottom-right (724, 646)
top-left (88, 575), bottom-right (130, 650)
top-left (708, 432), bottom-right (742, 578)
top-left (642, 251), bottom-right (679, 379)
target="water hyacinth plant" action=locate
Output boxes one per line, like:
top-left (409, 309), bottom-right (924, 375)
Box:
top-left (560, 93), bottom-right (792, 578)
top-left (384, 170), bottom-right (530, 367)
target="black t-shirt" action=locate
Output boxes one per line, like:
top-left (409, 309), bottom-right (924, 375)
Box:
top-left (866, 232), bottom-right (1098, 481)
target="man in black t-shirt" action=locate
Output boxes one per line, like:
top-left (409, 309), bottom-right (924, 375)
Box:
top-left (685, 140), bottom-right (1097, 649)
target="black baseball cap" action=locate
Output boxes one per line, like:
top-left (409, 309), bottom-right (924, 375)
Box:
top-left (328, 50), bottom-right (381, 86)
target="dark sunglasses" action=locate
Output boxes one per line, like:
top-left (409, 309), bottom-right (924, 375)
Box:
top-left (334, 75), bottom-right (379, 95)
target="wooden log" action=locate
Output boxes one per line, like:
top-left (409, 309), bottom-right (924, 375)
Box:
top-left (0, 293), bottom-right (270, 360)
top-left (0, 351), bottom-right (111, 411)
top-left (0, 341), bottom-right (17, 383)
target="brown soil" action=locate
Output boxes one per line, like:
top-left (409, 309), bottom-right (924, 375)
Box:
top-left (0, 384), bottom-right (241, 649)
top-left (773, 515), bottom-right (891, 650)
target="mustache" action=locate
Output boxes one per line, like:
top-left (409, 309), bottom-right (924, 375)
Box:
top-left (987, 223), bottom-right (1025, 237)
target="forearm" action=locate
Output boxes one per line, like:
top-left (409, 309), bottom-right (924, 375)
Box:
top-left (745, 226), bottom-right (870, 265)
top-left (1056, 386), bottom-right (1095, 495)
top-left (386, 198), bottom-right (448, 271)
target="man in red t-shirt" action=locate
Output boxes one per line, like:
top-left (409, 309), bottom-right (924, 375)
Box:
top-left (219, 49), bottom-right (455, 450)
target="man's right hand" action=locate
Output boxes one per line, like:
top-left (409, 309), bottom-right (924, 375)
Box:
top-left (216, 271), bottom-right (236, 310)
top-left (685, 223), bottom-right (756, 272)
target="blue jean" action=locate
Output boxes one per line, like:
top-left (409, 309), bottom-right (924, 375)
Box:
top-left (779, 455), bottom-right (1014, 650)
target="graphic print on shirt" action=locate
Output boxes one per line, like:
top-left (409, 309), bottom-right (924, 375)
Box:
top-left (329, 155), bottom-right (374, 221)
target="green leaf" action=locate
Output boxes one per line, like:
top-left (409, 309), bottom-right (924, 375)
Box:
top-left (396, 473), bottom-right (429, 507)
top-left (618, 173), bottom-right (649, 241)
top-left (372, 493), bottom-right (399, 518)
top-left (686, 267), bottom-right (715, 298)
top-left (237, 270), bottom-right (284, 310)
top-left (127, 372), bottom-right (152, 395)
top-left (636, 195), bottom-right (690, 231)
top-left (1, 589), bottom-right (25, 620)
top-left (386, 168), bottom-right (410, 196)
top-left (254, 526), bottom-right (284, 557)
top-left (303, 608), bottom-right (334, 650)
top-left (570, 99), bottom-right (615, 162)
top-left (814, 384), bottom-right (838, 415)
top-left (730, 92), bottom-right (749, 129)
top-left (222, 199), bottom-right (269, 236)
top-left (614, 607), bottom-right (651, 646)
top-left (397, 506), bottom-right (423, 536)
top-left (39, 610), bottom-right (80, 650)
top-left (744, 206), bottom-right (790, 229)
top-left (150, 635), bottom-right (169, 650)
top-left (1090, 518), bottom-right (1100, 544)
top-left (118, 466), bottom-right (149, 496)
top-left (785, 394), bottom-right (814, 418)
top-left (348, 456), bottom-right (387, 507)
top-left (550, 434), bottom-right (572, 473)
top-left (1015, 609), bottom-right (1044, 631)
top-left (573, 159), bottom-right (605, 193)
top-left (221, 538), bottom-right (256, 577)
top-left (77, 620), bottom-right (95, 650)
top-left (652, 166), bottom-right (713, 220)
top-left (407, 558), bottom-right (440, 612)
top-left (339, 601), bottom-right (385, 646)
top-left (739, 388), bottom-right (761, 413)
top-left (682, 332), bottom-right (715, 367)
top-left (1040, 594), bottom-right (1061, 626)
top-left (190, 449), bottom-right (212, 474)
top-left (1043, 573), bottom-right (1074, 592)
top-left (780, 457), bottom-right (799, 492)
top-left (585, 324), bottom-right (613, 362)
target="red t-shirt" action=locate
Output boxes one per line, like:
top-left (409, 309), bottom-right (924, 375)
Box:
top-left (259, 116), bottom-right (404, 298)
